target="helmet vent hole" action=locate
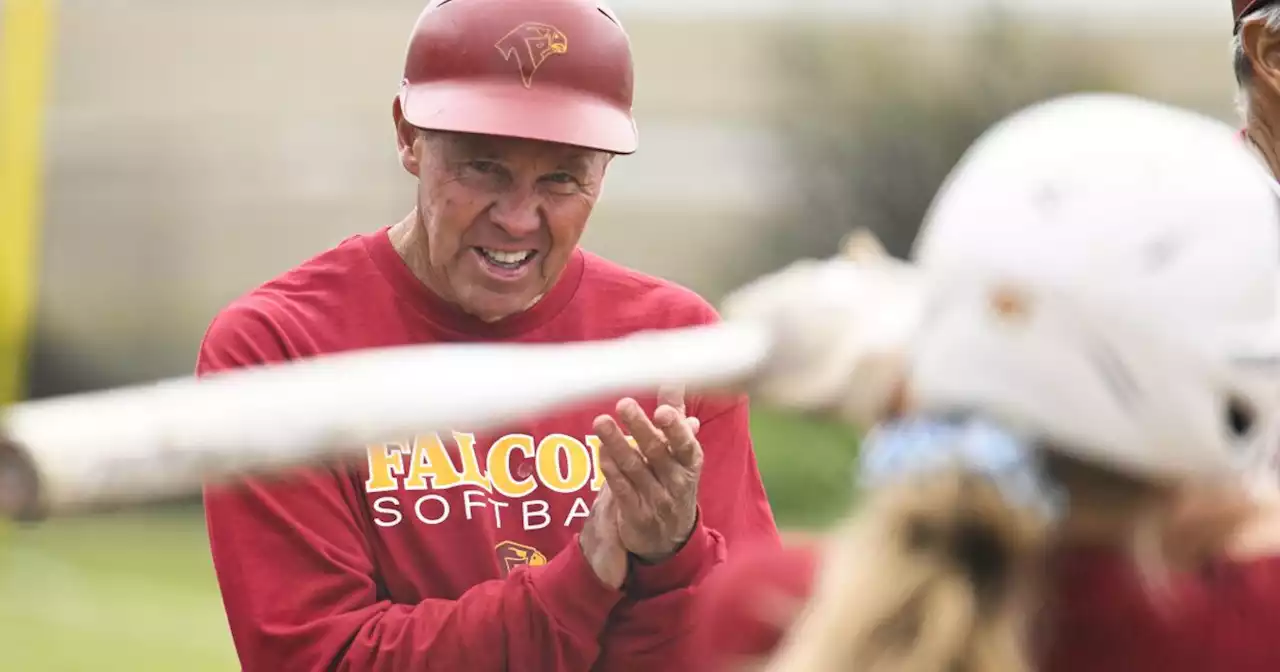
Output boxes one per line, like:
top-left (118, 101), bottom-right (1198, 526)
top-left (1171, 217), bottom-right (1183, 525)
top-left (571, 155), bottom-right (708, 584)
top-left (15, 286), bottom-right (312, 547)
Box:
top-left (1226, 396), bottom-right (1256, 439)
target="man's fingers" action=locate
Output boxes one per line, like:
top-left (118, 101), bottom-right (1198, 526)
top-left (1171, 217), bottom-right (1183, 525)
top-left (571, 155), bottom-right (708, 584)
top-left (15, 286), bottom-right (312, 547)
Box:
top-left (598, 450), bottom-right (642, 513)
top-left (595, 481), bottom-right (614, 508)
top-left (655, 404), bottom-right (702, 471)
top-left (617, 398), bottom-right (669, 466)
top-left (587, 483), bottom-right (621, 542)
top-left (594, 413), bottom-right (662, 501)
top-left (656, 385), bottom-right (698, 437)
top-left (656, 384), bottom-right (685, 415)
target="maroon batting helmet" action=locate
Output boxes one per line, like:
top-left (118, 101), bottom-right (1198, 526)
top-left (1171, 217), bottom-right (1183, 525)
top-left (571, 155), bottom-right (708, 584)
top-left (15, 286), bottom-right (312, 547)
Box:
top-left (396, 0), bottom-right (637, 154)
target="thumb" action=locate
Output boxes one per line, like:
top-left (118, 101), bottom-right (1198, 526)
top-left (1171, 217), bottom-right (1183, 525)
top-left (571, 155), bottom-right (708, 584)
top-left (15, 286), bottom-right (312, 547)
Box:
top-left (657, 384), bottom-right (686, 415)
top-left (594, 483), bottom-right (614, 509)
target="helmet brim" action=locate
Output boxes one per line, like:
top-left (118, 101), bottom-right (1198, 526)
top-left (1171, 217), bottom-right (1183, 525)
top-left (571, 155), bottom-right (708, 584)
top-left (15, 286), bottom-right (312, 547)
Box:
top-left (399, 80), bottom-right (637, 155)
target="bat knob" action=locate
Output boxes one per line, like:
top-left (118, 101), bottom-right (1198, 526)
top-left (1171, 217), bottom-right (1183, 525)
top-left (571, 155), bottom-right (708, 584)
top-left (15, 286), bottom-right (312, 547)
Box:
top-left (0, 438), bottom-right (44, 522)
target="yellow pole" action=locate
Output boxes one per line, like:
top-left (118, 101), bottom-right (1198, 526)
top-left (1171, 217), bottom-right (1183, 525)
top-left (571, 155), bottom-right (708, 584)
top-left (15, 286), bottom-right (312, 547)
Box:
top-left (0, 0), bottom-right (54, 405)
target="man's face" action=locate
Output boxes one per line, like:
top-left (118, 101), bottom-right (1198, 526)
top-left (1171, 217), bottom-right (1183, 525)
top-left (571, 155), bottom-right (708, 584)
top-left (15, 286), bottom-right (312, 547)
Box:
top-left (396, 119), bottom-right (611, 322)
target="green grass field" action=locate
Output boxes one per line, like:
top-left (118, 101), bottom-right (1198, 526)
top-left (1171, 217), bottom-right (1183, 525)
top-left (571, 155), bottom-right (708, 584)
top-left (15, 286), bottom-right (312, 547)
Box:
top-left (0, 408), bottom-right (858, 670)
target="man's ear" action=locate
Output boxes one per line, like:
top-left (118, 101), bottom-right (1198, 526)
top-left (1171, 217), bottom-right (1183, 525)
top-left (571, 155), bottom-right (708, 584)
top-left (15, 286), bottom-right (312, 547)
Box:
top-left (392, 96), bottom-right (422, 177)
top-left (1243, 19), bottom-right (1280, 103)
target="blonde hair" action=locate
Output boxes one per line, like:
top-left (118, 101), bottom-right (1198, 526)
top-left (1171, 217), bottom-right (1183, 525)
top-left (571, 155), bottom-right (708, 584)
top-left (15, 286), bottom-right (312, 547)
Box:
top-left (755, 447), bottom-right (1239, 672)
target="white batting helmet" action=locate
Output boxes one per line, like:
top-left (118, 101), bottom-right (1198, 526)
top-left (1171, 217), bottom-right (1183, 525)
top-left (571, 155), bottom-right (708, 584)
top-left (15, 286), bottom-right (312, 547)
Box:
top-left (726, 93), bottom-right (1280, 486)
top-left (906, 93), bottom-right (1280, 483)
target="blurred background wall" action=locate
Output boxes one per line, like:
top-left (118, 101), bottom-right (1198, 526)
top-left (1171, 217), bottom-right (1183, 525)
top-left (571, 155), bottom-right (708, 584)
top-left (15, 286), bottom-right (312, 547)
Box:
top-left (25, 0), bottom-right (1240, 397)
top-left (0, 0), bottom-right (1251, 668)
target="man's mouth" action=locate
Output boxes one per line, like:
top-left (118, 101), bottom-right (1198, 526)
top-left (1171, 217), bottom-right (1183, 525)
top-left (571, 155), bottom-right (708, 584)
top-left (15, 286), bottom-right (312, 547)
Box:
top-left (475, 247), bottom-right (538, 271)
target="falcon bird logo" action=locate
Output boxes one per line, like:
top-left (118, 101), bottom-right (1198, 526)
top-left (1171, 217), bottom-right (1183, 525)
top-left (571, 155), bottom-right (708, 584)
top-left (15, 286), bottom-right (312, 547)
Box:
top-left (495, 22), bottom-right (568, 88)
top-left (496, 540), bottom-right (548, 576)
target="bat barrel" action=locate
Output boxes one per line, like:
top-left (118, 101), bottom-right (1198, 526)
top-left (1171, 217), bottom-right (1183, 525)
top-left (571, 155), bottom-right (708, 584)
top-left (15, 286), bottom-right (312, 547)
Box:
top-left (0, 322), bottom-right (775, 521)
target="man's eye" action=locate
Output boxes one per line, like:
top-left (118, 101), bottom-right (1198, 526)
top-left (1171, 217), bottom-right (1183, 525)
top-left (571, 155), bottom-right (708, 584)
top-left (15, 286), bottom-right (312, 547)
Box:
top-left (468, 160), bottom-right (501, 174)
top-left (544, 172), bottom-right (580, 185)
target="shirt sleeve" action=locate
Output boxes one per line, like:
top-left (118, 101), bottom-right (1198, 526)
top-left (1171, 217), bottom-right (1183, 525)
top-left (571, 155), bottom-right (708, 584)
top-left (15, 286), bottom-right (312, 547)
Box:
top-left (198, 303), bottom-right (622, 672)
top-left (687, 542), bottom-right (819, 672)
top-left (1046, 548), bottom-right (1280, 670)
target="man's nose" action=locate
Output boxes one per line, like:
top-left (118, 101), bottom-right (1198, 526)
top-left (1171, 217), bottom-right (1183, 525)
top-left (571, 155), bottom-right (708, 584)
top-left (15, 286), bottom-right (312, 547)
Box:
top-left (489, 187), bottom-right (542, 238)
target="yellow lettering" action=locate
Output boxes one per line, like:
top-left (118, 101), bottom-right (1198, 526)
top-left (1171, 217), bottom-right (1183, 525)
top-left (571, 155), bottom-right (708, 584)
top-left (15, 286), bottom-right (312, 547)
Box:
top-left (536, 434), bottom-right (591, 494)
top-left (488, 434), bottom-right (537, 498)
top-left (404, 434), bottom-right (465, 491)
top-left (450, 432), bottom-right (491, 491)
top-left (364, 443), bottom-right (407, 493)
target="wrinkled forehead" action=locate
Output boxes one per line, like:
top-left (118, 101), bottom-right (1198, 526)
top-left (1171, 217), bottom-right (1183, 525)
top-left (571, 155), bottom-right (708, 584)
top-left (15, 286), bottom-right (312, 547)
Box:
top-left (429, 130), bottom-right (607, 169)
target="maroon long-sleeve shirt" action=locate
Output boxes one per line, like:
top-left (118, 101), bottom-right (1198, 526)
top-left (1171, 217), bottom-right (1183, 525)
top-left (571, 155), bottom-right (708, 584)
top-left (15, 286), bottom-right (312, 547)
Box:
top-left (691, 540), bottom-right (1280, 671)
top-left (197, 227), bottom-right (780, 671)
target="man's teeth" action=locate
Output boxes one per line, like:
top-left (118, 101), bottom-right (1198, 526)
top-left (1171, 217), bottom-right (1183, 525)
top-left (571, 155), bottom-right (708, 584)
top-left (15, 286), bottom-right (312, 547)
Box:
top-left (480, 249), bottom-right (535, 266)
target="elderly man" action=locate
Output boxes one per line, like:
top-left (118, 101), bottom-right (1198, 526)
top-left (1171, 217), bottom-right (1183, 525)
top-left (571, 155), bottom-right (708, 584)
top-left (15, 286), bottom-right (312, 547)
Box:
top-left (1233, 0), bottom-right (1280, 176)
top-left (197, 1), bottom-right (779, 670)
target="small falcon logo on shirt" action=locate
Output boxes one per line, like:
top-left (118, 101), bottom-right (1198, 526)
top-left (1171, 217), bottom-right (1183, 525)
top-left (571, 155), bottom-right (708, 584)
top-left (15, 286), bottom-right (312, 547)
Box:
top-left (496, 540), bottom-right (548, 576)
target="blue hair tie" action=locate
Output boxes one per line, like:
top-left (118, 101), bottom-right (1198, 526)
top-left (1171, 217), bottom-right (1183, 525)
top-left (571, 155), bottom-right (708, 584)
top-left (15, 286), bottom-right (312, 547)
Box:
top-left (857, 416), bottom-right (1068, 523)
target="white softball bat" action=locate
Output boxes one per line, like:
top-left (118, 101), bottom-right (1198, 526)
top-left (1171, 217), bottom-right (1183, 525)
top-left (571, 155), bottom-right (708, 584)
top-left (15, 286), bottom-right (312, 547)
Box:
top-left (0, 322), bottom-right (775, 521)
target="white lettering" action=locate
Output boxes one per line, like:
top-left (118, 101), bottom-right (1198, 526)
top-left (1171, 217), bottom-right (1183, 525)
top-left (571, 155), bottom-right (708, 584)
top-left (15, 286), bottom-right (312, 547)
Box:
top-left (372, 497), bottom-right (403, 527)
top-left (523, 500), bottom-right (551, 531)
top-left (564, 496), bottom-right (591, 527)
top-left (464, 490), bottom-right (487, 521)
top-left (414, 494), bottom-right (450, 525)
top-left (491, 499), bottom-right (509, 529)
